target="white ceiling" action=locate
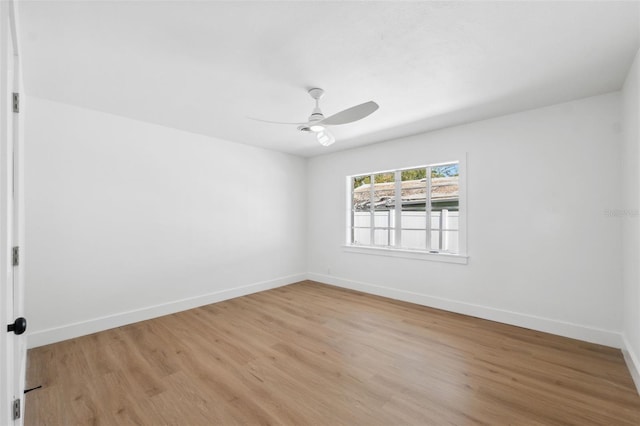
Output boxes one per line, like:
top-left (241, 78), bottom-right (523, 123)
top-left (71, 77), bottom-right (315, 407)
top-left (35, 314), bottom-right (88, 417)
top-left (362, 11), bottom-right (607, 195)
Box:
top-left (18, 1), bottom-right (640, 157)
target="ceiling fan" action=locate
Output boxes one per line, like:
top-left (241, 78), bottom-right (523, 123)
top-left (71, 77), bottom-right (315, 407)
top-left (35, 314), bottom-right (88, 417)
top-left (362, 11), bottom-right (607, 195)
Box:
top-left (250, 88), bottom-right (379, 147)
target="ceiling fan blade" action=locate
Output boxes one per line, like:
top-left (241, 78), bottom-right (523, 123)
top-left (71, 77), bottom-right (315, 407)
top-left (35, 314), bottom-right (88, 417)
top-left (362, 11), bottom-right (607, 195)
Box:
top-left (316, 129), bottom-right (336, 147)
top-left (246, 117), bottom-right (307, 125)
top-left (320, 101), bottom-right (379, 126)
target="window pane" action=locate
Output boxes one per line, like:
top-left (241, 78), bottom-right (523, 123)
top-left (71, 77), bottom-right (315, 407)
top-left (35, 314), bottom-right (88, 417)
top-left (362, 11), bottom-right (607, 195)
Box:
top-left (352, 175), bottom-right (372, 246)
top-left (353, 228), bottom-right (371, 245)
top-left (369, 173), bottom-right (395, 247)
top-left (431, 163), bottom-right (459, 252)
top-left (431, 164), bottom-right (459, 213)
top-left (401, 229), bottom-right (426, 250)
top-left (445, 211), bottom-right (459, 231)
top-left (374, 229), bottom-right (391, 246)
top-left (353, 212), bottom-right (370, 227)
top-left (430, 211), bottom-right (441, 230)
top-left (441, 230), bottom-right (459, 253)
top-left (431, 230), bottom-right (440, 251)
top-left (401, 168), bottom-right (427, 228)
top-left (373, 173), bottom-right (395, 211)
top-left (432, 209), bottom-right (459, 231)
top-left (401, 210), bottom-right (426, 229)
top-left (374, 211), bottom-right (393, 228)
top-left (352, 175), bottom-right (371, 211)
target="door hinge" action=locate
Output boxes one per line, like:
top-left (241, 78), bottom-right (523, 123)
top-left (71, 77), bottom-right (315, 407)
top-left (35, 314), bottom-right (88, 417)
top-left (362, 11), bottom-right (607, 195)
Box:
top-left (12, 246), bottom-right (19, 266)
top-left (12, 398), bottom-right (20, 420)
top-left (12, 93), bottom-right (19, 113)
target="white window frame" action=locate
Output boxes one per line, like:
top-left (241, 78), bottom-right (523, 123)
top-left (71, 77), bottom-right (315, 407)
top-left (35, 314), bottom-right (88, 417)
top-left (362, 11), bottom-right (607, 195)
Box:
top-left (344, 157), bottom-right (468, 264)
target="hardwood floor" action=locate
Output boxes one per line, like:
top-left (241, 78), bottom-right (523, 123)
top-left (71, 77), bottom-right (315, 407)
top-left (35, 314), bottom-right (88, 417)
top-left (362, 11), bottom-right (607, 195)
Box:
top-left (25, 281), bottom-right (640, 425)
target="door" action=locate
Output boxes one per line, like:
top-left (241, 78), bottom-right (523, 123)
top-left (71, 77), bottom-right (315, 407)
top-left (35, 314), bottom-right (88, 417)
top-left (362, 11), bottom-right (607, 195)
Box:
top-left (1, 1), bottom-right (26, 424)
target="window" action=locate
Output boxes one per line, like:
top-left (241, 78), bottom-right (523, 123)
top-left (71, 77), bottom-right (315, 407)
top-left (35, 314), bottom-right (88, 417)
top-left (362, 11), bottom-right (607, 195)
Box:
top-left (349, 162), bottom-right (463, 256)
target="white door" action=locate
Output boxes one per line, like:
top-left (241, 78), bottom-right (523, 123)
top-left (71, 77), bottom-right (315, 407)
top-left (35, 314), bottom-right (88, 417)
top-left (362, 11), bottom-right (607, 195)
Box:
top-left (1, 1), bottom-right (26, 424)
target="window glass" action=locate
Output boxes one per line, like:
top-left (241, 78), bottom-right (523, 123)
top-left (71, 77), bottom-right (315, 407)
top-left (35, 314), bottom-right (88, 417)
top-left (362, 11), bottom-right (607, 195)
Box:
top-left (373, 173), bottom-right (395, 247)
top-left (401, 229), bottom-right (427, 250)
top-left (400, 168), bottom-right (427, 230)
top-left (352, 175), bottom-right (371, 245)
top-left (352, 175), bottom-right (371, 211)
top-left (430, 164), bottom-right (459, 252)
top-left (349, 162), bottom-right (461, 254)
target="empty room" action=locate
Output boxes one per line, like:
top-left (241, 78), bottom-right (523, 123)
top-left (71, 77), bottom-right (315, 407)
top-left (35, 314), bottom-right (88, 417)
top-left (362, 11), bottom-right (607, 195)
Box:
top-left (2, 0), bottom-right (640, 424)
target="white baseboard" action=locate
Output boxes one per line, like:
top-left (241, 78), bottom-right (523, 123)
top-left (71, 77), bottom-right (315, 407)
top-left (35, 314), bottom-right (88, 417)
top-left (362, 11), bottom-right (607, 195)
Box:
top-left (307, 273), bottom-right (622, 349)
top-left (27, 273), bottom-right (307, 348)
top-left (622, 334), bottom-right (640, 395)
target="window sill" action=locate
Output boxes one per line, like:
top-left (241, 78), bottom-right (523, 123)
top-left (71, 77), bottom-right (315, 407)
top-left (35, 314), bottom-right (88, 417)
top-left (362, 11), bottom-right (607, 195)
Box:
top-left (342, 245), bottom-right (468, 264)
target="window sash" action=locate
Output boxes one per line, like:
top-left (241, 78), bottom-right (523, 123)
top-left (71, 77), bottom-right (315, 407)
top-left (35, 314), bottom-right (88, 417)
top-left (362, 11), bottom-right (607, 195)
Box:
top-left (350, 163), bottom-right (459, 253)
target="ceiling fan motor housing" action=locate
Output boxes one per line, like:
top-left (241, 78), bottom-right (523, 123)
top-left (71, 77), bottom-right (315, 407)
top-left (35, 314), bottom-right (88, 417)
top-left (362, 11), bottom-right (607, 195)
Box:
top-left (299, 88), bottom-right (326, 132)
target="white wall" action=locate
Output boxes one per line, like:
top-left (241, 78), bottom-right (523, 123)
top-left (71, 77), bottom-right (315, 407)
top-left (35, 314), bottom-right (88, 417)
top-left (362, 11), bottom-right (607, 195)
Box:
top-left (24, 97), bottom-right (307, 347)
top-left (622, 48), bottom-right (640, 391)
top-left (308, 92), bottom-right (623, 347)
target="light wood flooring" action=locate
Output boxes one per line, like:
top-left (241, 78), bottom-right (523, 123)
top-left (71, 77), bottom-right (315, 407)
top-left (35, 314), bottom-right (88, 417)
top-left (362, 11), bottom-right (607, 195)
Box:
top-left (25, 281), bottom-right (640, 425)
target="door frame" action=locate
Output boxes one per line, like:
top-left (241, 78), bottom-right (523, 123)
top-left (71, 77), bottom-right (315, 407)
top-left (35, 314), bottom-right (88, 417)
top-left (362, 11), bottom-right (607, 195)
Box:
top-left (1, 1), bottom-right (25, 424)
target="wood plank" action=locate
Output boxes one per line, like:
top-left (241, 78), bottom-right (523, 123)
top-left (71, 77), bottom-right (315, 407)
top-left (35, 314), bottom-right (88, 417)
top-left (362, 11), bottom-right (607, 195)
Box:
top-left (25, 281), bottom-right (640, 425)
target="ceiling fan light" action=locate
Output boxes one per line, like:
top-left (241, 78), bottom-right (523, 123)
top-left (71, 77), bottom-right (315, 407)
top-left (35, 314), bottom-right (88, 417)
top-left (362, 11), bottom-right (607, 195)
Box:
top-left (317, 130), bottom-right (336, 147)
top-left (309, 124), bottom-right (325, 132)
